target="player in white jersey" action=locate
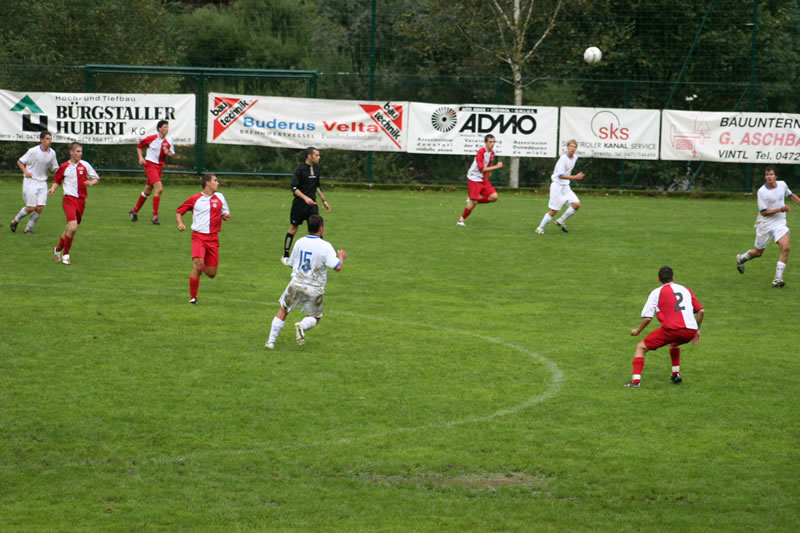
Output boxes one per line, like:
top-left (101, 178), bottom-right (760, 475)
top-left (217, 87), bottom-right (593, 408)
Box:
top-left (735, 166), bottom-right (800, 287)
top-left (10, 131), bottom-right (58, 234)
top-left (535, 139), bottom-right (585, 234)
top-left (266, 214), bottom-right (347, 349)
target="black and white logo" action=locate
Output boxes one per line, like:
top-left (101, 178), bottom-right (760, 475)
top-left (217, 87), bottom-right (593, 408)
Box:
top-left (431, 106), bottom-right (457, 132)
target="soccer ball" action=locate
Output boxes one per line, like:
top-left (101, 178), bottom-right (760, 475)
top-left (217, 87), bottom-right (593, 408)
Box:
top-left (584, 46), bottom-right (602, 64)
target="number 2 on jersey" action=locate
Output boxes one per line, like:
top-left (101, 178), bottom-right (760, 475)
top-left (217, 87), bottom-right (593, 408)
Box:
top-left (674, 292), bottom-right (685, 311)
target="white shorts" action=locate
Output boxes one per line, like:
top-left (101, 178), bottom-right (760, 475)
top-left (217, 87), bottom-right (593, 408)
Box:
top-left (279, 280), bottom-right (325, 318)
top-left (755, 223), bottom-right (789, 249)
top-left (22, 178), bottom-right (48, 207)
top-left (548, 181), bottom-right (579, 211)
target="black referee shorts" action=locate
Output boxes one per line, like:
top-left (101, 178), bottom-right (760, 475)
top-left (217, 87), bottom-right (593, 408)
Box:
top-left (290, 199), bottom-right (319, 226)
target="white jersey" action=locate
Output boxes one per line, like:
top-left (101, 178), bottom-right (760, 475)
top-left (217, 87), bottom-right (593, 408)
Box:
top-left (19, 145), bottom-right (58, 181)
top-left (756, 181), bottom-right (792, 229)
top-left (289, 235), bottom-right (341, 290)
top-left (551, 152), bottom-right (578, 185)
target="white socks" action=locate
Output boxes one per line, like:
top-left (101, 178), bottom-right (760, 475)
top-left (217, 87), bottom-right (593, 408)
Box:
top-left (13, 207), bottom-right (30, 223)
top-left (776, 261), bottom-right (786, 280)
top-left (268, 317), bottom-right (285, 343)
top-left (25, 212), bottom-right (40, 231)
top-left (300, 316), bottom-right (318, 331)
top-left (538, 213), bottom-right (553, 229)
top-left (738, 252), bottom-right (752, 263)
top-left (558, 206), bottom-right (577, 224)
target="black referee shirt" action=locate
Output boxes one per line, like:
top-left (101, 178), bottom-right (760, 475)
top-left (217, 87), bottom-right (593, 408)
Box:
top-left (291, 164), bottom-right (321, 199)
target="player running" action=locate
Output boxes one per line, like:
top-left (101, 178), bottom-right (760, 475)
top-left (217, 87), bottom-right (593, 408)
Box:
top-left (11, 131), bottom-right (58, 234)
top-left (129, 120), bottom-right (176, 225)
top-left (457, 134), bottom-right (502, 227)
top-left (536, 139), bottom-right (584, 234)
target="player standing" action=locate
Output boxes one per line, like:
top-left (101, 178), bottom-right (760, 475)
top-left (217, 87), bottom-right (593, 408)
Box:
top-left (535, 139), bottom-right (584, 234)
top-left (267, 214), bottom-right (346, 349)
top-left (48, 142), bottom-right (100, 265)
top-left (281, 147), bottom-right (331, 265)
top-left (10, 131), bottom-right (59, 234)
top-left (456, 134), bottom-right (502, 227)
top-left (176, 174), bottom-right (231, 304)
top-left (129, 120), bottom-right (176, 225)
top-left (735, 166), bottom-right (800, 287)
top-left (626, 266), bottom-right (704, 388)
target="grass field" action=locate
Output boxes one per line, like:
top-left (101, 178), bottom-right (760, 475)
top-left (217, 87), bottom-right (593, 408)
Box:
top-left (1, 180), bottom-right (798, 532)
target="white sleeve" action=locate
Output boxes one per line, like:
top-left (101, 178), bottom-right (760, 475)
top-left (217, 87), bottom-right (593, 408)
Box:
top-left (324, 242), bottom-right (340, 270)
top-left (783, 182), bottom-right (792, 198)
top-left (757, 187), bottom-right (768, 212)
top-left (168, 137), bottom-right (176, 155)
top-left (50, 150), bottom-right (59, 171)
top-left (641, 288), bottom-right (659, 318)
top-left (19, 147), bottom-right (34, 166)
top-left (217, 193), bottom-right (230, 215)
top-left (83, 161), bottom-right (99, 180)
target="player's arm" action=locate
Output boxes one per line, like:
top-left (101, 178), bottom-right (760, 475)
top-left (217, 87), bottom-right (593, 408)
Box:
top-left (692, 308), bottom-right (705, 345)
top-left (86, 178), bottom-right (99, 187)
top-left (176, 199), bottom-right (194, 231)
top-left (630, 317), bottom-right (652, 336)
top-left (333, 250), bottom-right (347, 271)
top-left (17, 160), bottom-right (32, 178)
top-left (294, 188), bottom-right (316, 206)
top-left (788, 193), bottom-right (800, 207)
top-left (562, 171), bottom-right (585, 180)
top-left (316, 187), bottom-right (330, 211)
top-left (48, 165), bottom-right (65, 195)
top-left (136, 146), bottom-right (146, 166)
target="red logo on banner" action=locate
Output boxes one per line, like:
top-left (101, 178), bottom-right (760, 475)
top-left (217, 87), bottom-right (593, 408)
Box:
top-left (210, 96), bottom-right (257, 140)
top-left (360, 103), bottom-right (404, 148)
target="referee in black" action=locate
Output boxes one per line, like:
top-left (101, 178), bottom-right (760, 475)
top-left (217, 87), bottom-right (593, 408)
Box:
top-left (282, 147), bottom-right (331, 264)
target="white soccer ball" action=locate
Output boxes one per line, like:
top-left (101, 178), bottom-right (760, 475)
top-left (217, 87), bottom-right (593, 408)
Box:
top-left (584, 46), bottom-right (602, 65)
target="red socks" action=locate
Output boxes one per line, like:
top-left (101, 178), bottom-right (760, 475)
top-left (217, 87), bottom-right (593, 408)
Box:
top-left (56, 236), bottom-right (65, 252)
top-left (63, 236), bottom-right (73, 254)
top-left (461, 208), bottom-right (471, 220)
top-left (152, 196), bottom-right (160, 216)
top-left (133, 193), bottom-right (147, 213)
top-left (189, 277), bottom-right (200, 299)
top-left (632, 356), bottom-right (645, 383)
top-left (670, 347), bottom-right (680, 375)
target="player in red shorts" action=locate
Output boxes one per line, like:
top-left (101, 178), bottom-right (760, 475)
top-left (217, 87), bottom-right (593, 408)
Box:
top-left (48, 142), bottom-right (100, 265)
top-left (456, 134), bottom-right (503, 227)
top-left (176, 174), bottom-right (231, 304)
top-left (129, 120), bottom-right (176, 225)
top-left (626, 266), bottom-right (704, 388)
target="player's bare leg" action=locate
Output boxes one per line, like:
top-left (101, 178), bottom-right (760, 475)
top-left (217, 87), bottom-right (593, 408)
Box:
top-left (737, 247), bottom-right (764, 274)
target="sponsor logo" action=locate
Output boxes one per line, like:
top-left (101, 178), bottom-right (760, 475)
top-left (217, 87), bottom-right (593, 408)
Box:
top-left (590, 110), bottom-right (630, 141)
top-left (210, 96), bottom-right (258, 140)
top-left (360, 102), bottom-right (404, 148)
top-left (458, 111), bottom-right (537, 135)
top-left (10, 95), bottom-right (49, 132)
top-left (431, 106), bottom-right (457, 133)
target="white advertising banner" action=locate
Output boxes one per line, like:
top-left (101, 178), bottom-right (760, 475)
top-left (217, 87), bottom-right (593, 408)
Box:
top-left (0, 90), bottom-right (195, 144)
top-left (661, 110), bottom-right (800, 163)
top-left (407, 103), bottom-right (558, 158)
top-left (207, 93), bottom-right (408, 152)
top-left (559, 107), bottom-right (660, 160)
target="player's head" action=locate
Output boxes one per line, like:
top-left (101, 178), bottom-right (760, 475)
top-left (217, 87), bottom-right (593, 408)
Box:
top-left (157, 120), bottom-right (169, 135)
top-left (658, 266), bottom-right (674, 283)
top-left (68, 142), bottom-right (82, 161)
top-left (308, 214), bottom-right (323, 234)
top-left (305, 147), bottom-right (320, 165)
top-left (40, 130), bottom-right (52, 147)
top-left (566, 139), bottom-right (578, 155)
top-left (764, 165), bottom-right (777, 180)
top-left (39, 130), bottom-right (51, 140)
top-left (484, 134), bottom-right (496, 149)
top-left (201, 173), bottom-right (218, 191)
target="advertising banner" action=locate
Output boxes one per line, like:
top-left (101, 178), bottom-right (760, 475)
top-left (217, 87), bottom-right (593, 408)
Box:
top-left (0, 90), bottom-right (195, 144)
top-left (407, 103), bottom-right (558, 158)
top-left (559, 107), bottom-right (660, 160)
top-left (207, 93), bottom-right (408, 152)
top-left (661, 110), bottom-right (800, 163)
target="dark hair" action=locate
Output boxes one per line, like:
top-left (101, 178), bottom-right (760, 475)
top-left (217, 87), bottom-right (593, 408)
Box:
top-left (484, 134), bottom-right (495, 142)
top-left (201, 173), bottom-right (216, 188)
top-left (658, 266), bottom-right (674, 283)
top-left (306, 147), bottom-right (318, 157)
top-left (157, 120), bottom-right (169, 130)
top-left (40, 130), bottom-right (52, 139)
top-left (308, 214), bottom-right (323, 233)
top-left (764, 165), bottom-right (777, 175)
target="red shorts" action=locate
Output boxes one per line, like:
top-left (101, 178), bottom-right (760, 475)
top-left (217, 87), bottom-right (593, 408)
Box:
top-left (144, 161), bottom-right (163, 185)
top-left (191, 231), bottom-right (220, 267)
top-left (62, 195), bottom-right (86, 224)
top-left (468, 178), bottom-right (496, 200)
top-left (643, 327), bottom-right (697, 350)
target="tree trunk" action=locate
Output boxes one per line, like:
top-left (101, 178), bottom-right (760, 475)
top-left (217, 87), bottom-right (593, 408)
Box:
top-left (508, 59), bottom-right (524, 188)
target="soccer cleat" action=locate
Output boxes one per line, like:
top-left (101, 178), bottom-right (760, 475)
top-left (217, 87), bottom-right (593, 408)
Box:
top-left (23, 228), bottom-right (33, 235)
top-left (295, 322), bottom-right (305, 345)
top-left (53, 247), bottom-right (62, 262)
top-left (456, 219), bottom-right (466, 227)
top-left (189, 298), bottom-right (197, 304)
top-left (10, 219), bottom-right (18, 232)
top-left (61, 254), bottom-right (71, 265)
top-left (535, 227), bottom-right (544, 235)
top-left (556, 220), bottom-right (569, 233)
top-left (772, 278), bottom-right (785, 288)
top-left (281, 256), bottom-right (291, 266)
top-left (129, 209), bottom-right (138, 222)
top-left (624, 381), bottom-right (640, 388)
top-left (151, 216), bottom-right (160, 225)
top-left (671, 373), bottom-right (682, 384)
top-left (736, 256), bottom-right (745, 274)
top-left (265, 341), bottom-right (275, 350)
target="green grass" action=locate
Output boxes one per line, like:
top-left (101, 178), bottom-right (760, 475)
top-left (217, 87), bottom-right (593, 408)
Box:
top-left (1, 182), bottom-right (798, 532)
